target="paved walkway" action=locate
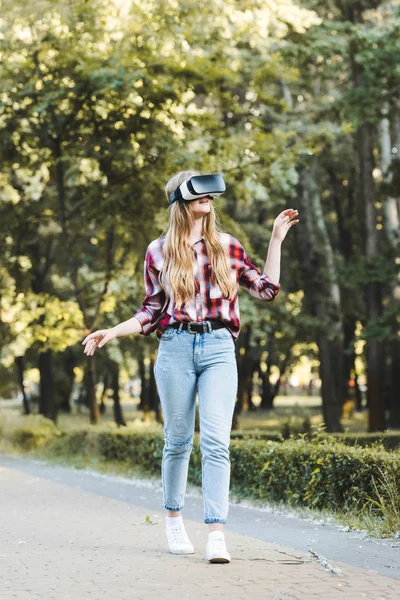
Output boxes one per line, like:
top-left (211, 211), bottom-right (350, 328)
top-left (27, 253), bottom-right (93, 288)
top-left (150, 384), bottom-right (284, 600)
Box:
top-left (0, 453), bottom-right (399, 600)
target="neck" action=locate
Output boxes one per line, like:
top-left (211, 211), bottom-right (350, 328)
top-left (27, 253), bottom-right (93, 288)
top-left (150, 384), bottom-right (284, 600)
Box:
top-left (190, 216), bottom-right (204, 242)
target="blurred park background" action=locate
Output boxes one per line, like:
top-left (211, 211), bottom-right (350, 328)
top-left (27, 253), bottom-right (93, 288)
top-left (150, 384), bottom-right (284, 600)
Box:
top-left (1, 0), bottom-right (399, 442)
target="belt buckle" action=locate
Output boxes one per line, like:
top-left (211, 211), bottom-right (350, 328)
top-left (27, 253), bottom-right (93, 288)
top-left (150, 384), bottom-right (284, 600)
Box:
top-left (187, 321), bottom-right (207, 334)
top-left (187, 321), bottom-right (197, 334)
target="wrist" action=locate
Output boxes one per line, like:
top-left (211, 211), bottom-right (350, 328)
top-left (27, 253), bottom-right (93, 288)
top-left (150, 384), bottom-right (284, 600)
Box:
top-left (271, 232), bottom-right (283, 244)
top-left (111, 325), bottom-right (120, 338)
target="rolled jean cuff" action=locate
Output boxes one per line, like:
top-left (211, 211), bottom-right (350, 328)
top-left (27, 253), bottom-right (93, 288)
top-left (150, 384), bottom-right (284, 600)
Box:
top-left (165, 504), bottom-right (183, 511)
top-left (204, 517), bottom-right (227, 524)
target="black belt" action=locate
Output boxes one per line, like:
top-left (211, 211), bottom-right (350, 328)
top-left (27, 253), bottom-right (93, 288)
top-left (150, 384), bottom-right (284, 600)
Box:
top-left (168, 320), bottom-right (226, 334)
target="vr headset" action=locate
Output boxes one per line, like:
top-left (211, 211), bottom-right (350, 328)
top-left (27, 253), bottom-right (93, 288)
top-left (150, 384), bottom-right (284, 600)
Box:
top-left (169, 173), bottom-right (226, 205)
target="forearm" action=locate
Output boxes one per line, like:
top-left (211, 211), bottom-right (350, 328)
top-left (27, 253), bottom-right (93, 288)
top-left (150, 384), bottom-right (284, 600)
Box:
top-left (263, 236), bottom-right (282, 285)
top-left (111, 316), bottom-right (143, 338)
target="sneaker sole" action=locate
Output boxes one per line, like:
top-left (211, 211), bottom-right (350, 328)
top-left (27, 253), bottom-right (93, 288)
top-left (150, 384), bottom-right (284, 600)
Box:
top-left (207, 556), bottom-right (231, 563)
top-left (168, 548), bottom-right (195, 555)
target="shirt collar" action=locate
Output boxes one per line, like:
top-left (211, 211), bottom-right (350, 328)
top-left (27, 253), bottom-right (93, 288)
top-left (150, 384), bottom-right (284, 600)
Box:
top-left (192, 236), bottom-right (204, 246)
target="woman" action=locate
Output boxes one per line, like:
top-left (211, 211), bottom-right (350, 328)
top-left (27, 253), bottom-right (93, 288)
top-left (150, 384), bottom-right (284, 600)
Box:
top-left (82, 170), bottom-right (299, 563)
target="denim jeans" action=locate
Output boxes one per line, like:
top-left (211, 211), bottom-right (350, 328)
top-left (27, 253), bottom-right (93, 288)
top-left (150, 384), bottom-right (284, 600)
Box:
top-left (154, 323), bottom-right (238, 524)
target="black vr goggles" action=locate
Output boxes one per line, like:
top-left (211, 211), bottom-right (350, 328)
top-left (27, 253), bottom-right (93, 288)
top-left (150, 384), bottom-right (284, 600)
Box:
top-left (169, 173), bottom-right (226, 205)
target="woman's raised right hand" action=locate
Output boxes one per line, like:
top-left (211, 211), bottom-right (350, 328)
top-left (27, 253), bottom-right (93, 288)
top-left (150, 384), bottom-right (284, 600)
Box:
top-left (81, 329), bottom-right (116, 356)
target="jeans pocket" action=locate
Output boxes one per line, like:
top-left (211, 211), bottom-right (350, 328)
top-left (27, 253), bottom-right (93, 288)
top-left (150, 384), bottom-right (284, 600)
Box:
top-left (160, 327), bottom-right (177, 341)
top-left (211, 327), bottom-right (232, 340)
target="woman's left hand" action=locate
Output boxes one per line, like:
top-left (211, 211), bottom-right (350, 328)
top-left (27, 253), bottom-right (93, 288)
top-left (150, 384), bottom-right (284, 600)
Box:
top-left (271, 209), bottom-right (299, 243)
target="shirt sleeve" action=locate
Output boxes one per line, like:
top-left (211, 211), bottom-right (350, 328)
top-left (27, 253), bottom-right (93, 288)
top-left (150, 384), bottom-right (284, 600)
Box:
top-left (131, 246), bottom-right (167, 335)
top-left (236, 238), bottom-right (280, 301)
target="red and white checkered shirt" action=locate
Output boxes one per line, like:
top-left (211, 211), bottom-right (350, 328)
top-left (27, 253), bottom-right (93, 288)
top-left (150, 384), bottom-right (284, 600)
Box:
top-left (132, 232), bottom-right (280, 340)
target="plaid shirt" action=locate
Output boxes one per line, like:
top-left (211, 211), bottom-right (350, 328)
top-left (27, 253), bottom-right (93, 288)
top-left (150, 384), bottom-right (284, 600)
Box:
top-left (132, 233), bottom-right (280, 340)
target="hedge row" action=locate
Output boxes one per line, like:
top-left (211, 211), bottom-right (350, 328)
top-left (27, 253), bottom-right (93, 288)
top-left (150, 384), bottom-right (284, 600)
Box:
top-left (230, 430), bottom-right (400, 450)
top-left (1, 411), bottom-right (399, 514)
top-left (53, 428), bottom-right (400, 513)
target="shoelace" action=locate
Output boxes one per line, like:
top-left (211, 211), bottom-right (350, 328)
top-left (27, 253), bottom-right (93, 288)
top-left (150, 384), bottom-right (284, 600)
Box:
top-left (168, 526), bottom-right (191, 544)
top-left (209, 535), bottom-right (227, 552)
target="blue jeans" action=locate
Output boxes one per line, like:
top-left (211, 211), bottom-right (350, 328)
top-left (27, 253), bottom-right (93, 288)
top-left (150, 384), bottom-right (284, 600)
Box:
top-left (154, 323), bottom-right (238, 524)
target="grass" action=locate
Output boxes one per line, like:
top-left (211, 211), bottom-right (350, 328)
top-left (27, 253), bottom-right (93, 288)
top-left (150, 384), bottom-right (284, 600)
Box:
top-left (44, 395), bottom-right (373, 435)
top-left (0, 394), bottom-right (379, 435)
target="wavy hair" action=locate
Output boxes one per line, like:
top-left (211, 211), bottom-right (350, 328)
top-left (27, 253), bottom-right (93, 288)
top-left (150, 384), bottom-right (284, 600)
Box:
top-left (159, 170), bottom-right (236, 310)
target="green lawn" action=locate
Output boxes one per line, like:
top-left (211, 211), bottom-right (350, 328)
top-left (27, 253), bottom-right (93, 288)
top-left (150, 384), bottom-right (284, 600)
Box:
top-left (48, 394), bottom-right (374, 435)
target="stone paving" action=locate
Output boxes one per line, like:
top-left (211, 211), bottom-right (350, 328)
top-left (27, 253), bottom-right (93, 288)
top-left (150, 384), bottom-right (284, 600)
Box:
top-left (0, 460), bottom-right (399, 600)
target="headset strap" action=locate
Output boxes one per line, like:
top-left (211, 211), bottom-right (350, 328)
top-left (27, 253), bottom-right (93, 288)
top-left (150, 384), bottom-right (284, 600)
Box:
top-left (169, 188), bottom-right (182, 204)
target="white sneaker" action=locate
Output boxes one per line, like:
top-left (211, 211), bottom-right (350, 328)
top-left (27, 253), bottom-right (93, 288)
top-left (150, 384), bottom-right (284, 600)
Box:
top-left (206, 531), bottom-right (231, 563)
top-left (166, 522), bottom-right (194, 555)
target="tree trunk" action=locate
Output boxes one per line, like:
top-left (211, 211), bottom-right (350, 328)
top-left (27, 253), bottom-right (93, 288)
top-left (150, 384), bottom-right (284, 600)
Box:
top-left (138, 350), bottom-right (150, 418)
top-left (297, 167), bottom-right (343, 432)
top-left (15, 355), bottom-right (30, 415)
top-left (111, 361), bottom-right (126, 427)
top-left (379, 107), bottom-right (400, 427)
top-left (149, 354), bottom-right (162, 423)
top-left (99, 374), bottom-right (109, 415)
top-left (236, 326), bottom-right (251, 413)
top-left (246, 356), bottom-right (257, 411)
top-left (260, 369), bottom-right (273, 410)
top-left (347, 4), bottom-right (385, 432)
top-left (342, 317), bottom-right (357, 405)
top-left (354, 372), bottom-right (364, 412)
top-left (38, 350), bottom-right (56, 422)
top-left (389, 340), bottom-right (400, 427)
top-left (357, 122), bottom-right (385, 431)
top-left (58, 349), bottom-right (75, 413)
top-left (259, 336), bottom-right (274, 410)
top-left (86, 355), bottom-right (99, 424)
top-left (317, 335), bottom-right (343, 432)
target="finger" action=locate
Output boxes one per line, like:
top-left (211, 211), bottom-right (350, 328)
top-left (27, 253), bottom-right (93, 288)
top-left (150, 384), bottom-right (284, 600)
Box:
top-left (84, 340), bottom-right (97, 354)
top-left (83, 338), bottom-right (96, 349)
top-left (82, 332), bottom-right (97, 344)
top-left (289, 219), bottom-right (299, 226)
top-left (281, 210), bottom-right (298, 221)
top-left (87, 342), bottom-right (96, 356)
top-left (98, 336), bottom-right (108, 348)
top-left (81, 331), bottom-right (91, 344)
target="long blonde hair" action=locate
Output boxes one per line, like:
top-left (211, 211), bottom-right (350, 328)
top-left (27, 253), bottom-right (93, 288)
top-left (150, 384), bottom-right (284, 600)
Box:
top-left (160, 170), bottom-right (236, 309)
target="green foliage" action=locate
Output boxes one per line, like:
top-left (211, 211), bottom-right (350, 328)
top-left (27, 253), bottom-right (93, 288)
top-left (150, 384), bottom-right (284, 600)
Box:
top-left (230, 428), bottom-right (400, 450)
top-left (229, 430), bottom-right (400, 515)
top-left (0, 410), bottom-right (62, 450)
top-left (3, 410), bottom-right (399, 525)
top-left (0, 0), bottom-right (399, 425)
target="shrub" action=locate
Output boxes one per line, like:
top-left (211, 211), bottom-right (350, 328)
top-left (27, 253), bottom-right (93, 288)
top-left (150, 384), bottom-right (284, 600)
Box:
top-left (2, 411), bottom-right (399, 523)
top-left (229, 433), bottom-right (400, 513)
top-left (0, 409), bottom-right (62, 450)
